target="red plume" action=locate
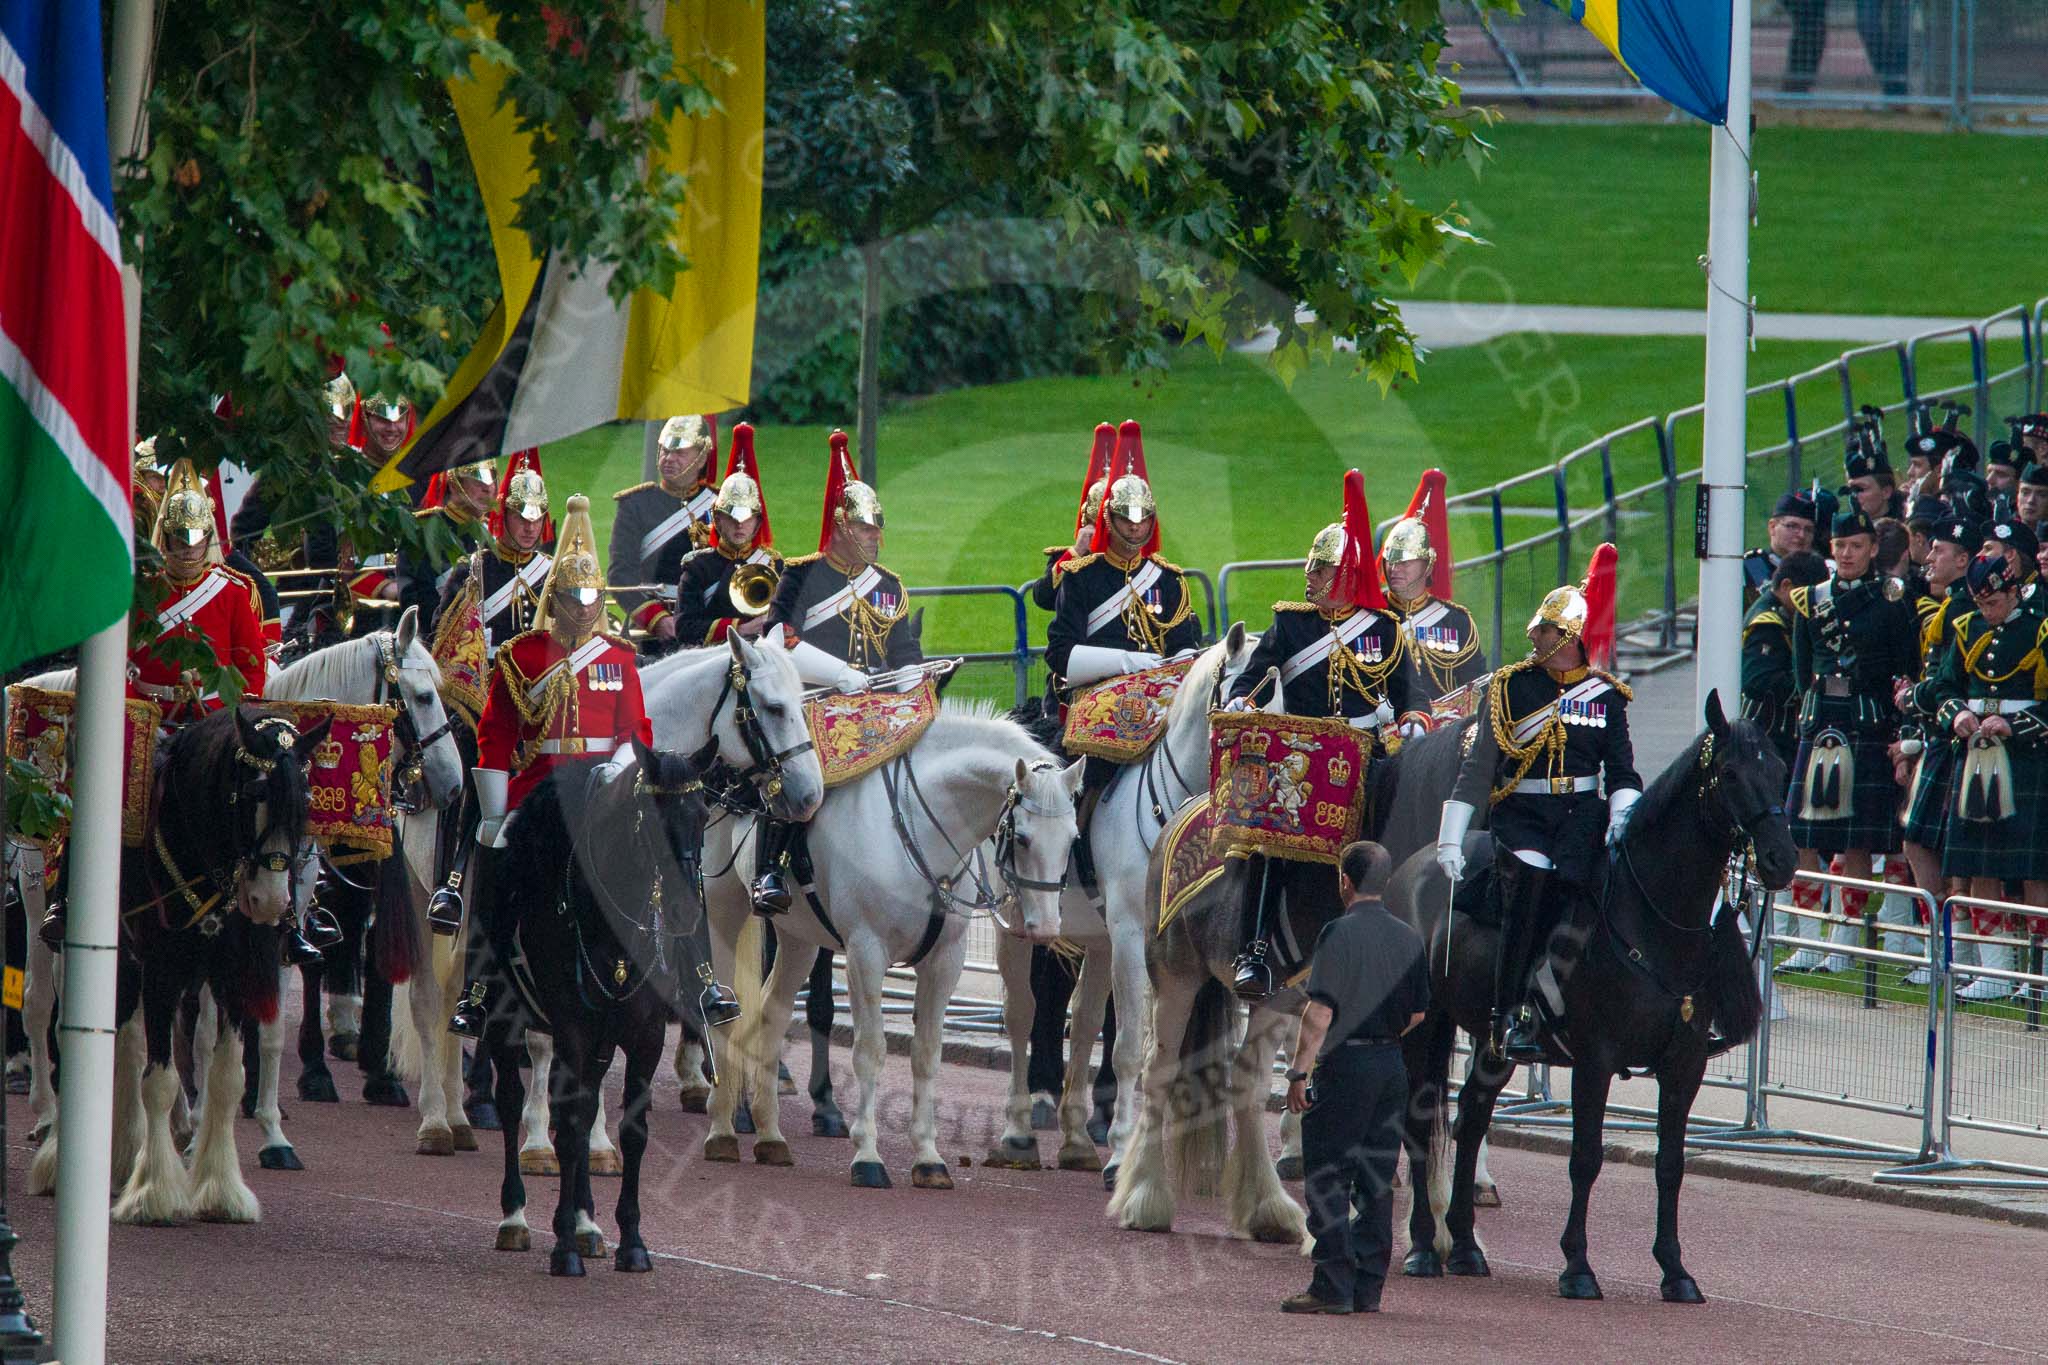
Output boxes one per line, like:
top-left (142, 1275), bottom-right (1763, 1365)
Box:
top-left (1075, 423), bottom-right (1114, 534)
top-left (346, 396), bottom-right (366, 451)
top-left (719, 421), bottom-right (771, 551)
top-left (1405, 469), bottom-right (1453, 599)
top-left (204, 468), bottom-right (230, 544)
top-left (489, 448), bottom-right (553, 541)
top-left (1091, 419), bottom-right (1160, 557)
top-left (696, 414), bottom-right (721, 489)
top-left (818, 429), bottom-right (856, 552)
top-left (420, 472), bottom-right (447, 511)
top-left (1580, 542), bottom-right (1619, 672)
top-left (1335, 469), bottom-right (1386, 610)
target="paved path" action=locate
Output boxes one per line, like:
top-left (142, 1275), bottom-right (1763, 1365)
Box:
top-left (8, 1024), bottom-right (2047, 1363)
top-left (1236, 302), bottom-right (1981, 353)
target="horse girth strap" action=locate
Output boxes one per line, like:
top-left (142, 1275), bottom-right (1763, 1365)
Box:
top-left (144, 827), bottom-right (225, 929)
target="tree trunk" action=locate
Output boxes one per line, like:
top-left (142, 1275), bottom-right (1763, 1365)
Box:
top-left (857, 237), bottom-right (882, 487)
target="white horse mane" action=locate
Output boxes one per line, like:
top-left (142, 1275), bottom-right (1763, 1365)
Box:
top-left (265, 631), bottom-right (440, 702)
top-left (931, 698), bottom-right (1055, 765)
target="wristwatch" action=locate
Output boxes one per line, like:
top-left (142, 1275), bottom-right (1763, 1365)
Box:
top-left (1285, 1069), bottom-right (1308, 1083)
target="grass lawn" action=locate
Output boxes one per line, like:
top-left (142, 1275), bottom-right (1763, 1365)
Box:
top-left (1396, 122), bottom-right (2048, 319)
top-left (548, 333), bottom-right (1850, 656)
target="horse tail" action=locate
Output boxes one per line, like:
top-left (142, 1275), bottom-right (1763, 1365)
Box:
top-left (390, 981), bottom-right (422, 1083)
top-left (1171, 977), bottom-right (1232, 1200)
top-left (369, 843), bottom-right (416, 987)
top-left (1707, 903), bottom-right (1764, 1047)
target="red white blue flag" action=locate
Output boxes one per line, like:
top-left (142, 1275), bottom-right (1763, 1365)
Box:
top-left (0, 1), bottom-right (131, 670)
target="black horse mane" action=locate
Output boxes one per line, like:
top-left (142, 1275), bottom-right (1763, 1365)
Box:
top-left (1623, 728), bottom-right (1713, 841)
top-left (157, 705), bottom-right (313, 856)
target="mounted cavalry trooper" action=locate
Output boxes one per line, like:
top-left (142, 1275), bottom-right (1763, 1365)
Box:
top-left (1775, 504), bottom-right (1919, 974)
top-left (133, 438), bottom-right (283, 665)
top-left (610, 413), bottom-right (721, 654)
top-left (393, 457), bottom-right (499, 630)
top-left (1378, 468), bottom-right (1486, 702)
top-left (1028, 423), bottom-right (1115, 616)
top-left (1044, 419), bottom-right (1203, 871)
top-left (1224, 470), bottom-right (1430, 999)
top-left (671, 421), bottom-right (781, 647)
top-left (449, 494), bottom-right (657, 1040)
top-left (1435, 546), bottom-right (1641, 1062)
top-left (430, 451), bottom-right (552, 657)
top-left (1920, 553), bottom-right (2048, 1002)
top-left (749, 430), bottom-right (923, 914)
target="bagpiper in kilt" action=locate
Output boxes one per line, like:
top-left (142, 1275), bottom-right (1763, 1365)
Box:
top-left (1741, 550), bottom-right (1828, 772)
top-left (1898, 518), bottom-right (1979, 853)
top-left (1785, 506), bottom-right (1920, 857)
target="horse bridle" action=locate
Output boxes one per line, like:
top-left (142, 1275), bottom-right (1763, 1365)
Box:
top-left (565, 763), bottom-right (707, 1002)
top-left (886, 757), bottom-right (1070, 922)
top-left (688, 658), bottom-right (815, 815)
top-left (373, 631), bottom-right (457, 803)
top-left (143, 716), bottom-right (301, 931)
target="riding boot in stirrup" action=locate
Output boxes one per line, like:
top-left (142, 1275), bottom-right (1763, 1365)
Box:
top-left (448, 980), bottom-right (490, 1041)
top-left (303, 905), bottom-right (344, 950)
top-left (750, 821), bottom-right (794, 917)
top-left (699, 978), bottom-right (743, 1029)
top-left (1494, 860), bottom-right (1552, 1063)
top-left (37, 900), bottom-right (65, 954)
top-left (426, 871), bottom-right (464, 936)
top-left (449, 846), bottom-right (498, 1039)
top-left (1231, 941), bottom-right (1274, 1002)
top-left (281, 910), bottom-right (327, 968)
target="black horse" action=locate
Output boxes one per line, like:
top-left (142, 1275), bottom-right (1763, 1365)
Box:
top-left (483, 740), bottom-right (722, 1276)
top-left (109, 704), bottom-right (330, 1224)
top-left (1386, 690), bottom-right (1796, 1302)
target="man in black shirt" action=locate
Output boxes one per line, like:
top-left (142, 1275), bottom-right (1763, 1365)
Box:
top-left (1281, 841), bottom-right (1429, 1316)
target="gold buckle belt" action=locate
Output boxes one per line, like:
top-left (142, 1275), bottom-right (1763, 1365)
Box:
top-left (1512, 775), bottom-right (1598, 796)
top-left (537, 737), bottom-right (617, 756)
top-left (1820, 677), bottom-right (1853, 698)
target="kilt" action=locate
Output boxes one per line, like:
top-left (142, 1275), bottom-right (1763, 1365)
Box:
top-left (1787, 729), bottom-right (1902, 855)
top-left (1940, 739), bottom-right (2048, 881)
top-left (1899, 741), bottom-right (1955, 850)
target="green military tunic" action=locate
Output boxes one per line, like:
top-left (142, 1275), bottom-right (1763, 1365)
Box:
top-left (1922, 599), bottom-right (2048, 880)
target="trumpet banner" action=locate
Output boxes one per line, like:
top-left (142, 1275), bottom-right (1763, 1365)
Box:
top-left (805, 679), bottom-right (938, 788)
top-left (1207, 710), bottom-right (1370, 866)
top-left (4, 685), bottom-right (160, 849)
top-left (1062, 658), bottom-right (1193, 763)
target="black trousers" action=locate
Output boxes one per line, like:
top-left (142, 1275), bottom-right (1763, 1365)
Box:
top-left (1301, 1042), bottom-right (1407, 1308)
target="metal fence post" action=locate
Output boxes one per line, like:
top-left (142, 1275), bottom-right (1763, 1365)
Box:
top-left (1782, 384), bottom-right (1802, 493)
top-left (1009, 586), bottom-right (1029, 708)
top-left (1657, 418), bottom-right (1678, 649)
top-left (1489, 491), bottom-right (1506, 666)
top-left (1970, 324), bottom-right (1990, 446)
top-left (1553, 465), bottom-right (1571, 586)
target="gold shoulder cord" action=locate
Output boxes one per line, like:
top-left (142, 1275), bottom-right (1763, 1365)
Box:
top-left (496, 644), bottom-right (579, 770)
top-left (1961, 616), bottom-right (2047, 688)
top-left (1485, 664), bottom-right (1566, 806)
top-left (843, 580), bottom-right (906, 670)
top-left (1325, 618), bottom-right (1401, 716)
top-left (1121, 566), bottom-right (1193, 654)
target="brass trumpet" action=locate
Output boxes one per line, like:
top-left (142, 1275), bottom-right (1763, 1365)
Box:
top-left (727, 562), bottom-right (779, 617)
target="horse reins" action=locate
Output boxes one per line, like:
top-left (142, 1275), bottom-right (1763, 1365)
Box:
top-left (686, 658), bottom-right (815, 816)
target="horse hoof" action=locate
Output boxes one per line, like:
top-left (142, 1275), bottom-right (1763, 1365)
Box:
top-left (1100, 1163), bottom-right (1118, 1193)
top-left (495, 1224), bottom-right (530, 1252)
top-left (329, 1033), bottom-right (359, 1063)
top-left (983, 1139), bottom-right (1041, 1170)
top-left (1057, 1143), bottom-right (1103, 1173)
top-left (678, 1089), bottom-right (711, 1115)
top-left (258, 1145), bottom-right (302, 1172)
top-left (703, 1134), bottom-right (741, 1163)
top-left (589, 1148), bottom-right (623, 1177)
top-left (1446, 1246), bottom-right (1491, 1277)
top-left (452, 1125), bottom-right (478, 1153)
top-left (1403, 1249), bottom-right (1444, 1278)
top-left (1274, 1155), bottom-right (1303, 1182)
top-left (733, 1104), bottom-right (756, 1135)
top-left (576, 1229), bottom-right (607, 1258)
top-left (754, 1139), bottom-right (795, 1167)
top-left (1662, 1277), bottom-right (1705, 1305)
top-left (1473, 1182), bottom-right (1502, 1209)
top-left (297, 1071), bottom-right (340, 1104)
top-left (1030, 1097), bottom-right (1057, 1131)
top-left (1087, 1114), bottom-right (1109, 1147)
top-left (1558, 1271), bottom-right (1603, 1301)
top-left (615, 1245), bottom-right (653, 1274)
top-left (240, 1093), bottom-right (257, 1120)
top-left (464, 1100), bottom-right (502, 1132)
top-left (811, 1107), bottom-right (849, 1139)
top-left (416, 1130), bottom-right (456, 1157)
top-left (362, 1075), bottom-right (409, 1108)
top-left (851, 1160), bottom-right (892, 1189)
top-left (910, 1162), bottom-right (954, 1190)
top-left (550, 1248), bottom-right (586, 1278)
top-left (519, 1148), bottom-right (560, 1177)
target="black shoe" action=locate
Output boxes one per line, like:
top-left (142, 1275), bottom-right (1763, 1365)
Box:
top-left (37, 905), bottom-right (64, 954)
top-left (282, 925), bottom-right (325, 968)
top-left (1502, 1006), bottom-right (1546, 1064)
top-left (750, 870), bottom-right (791, 917)
top-left (1280, 1291), bottom-right (1351, 1315)
top-left (700, 980), bottom-right (741, 1029)
top-left (302, 907), bottom-right (344, 950)
top-left (1231, 948), bottom-right (1273, 1002)
top-left (426, 882), bottom-right (464, 936)
top-left (449, 983), bottom-right (488, 1041)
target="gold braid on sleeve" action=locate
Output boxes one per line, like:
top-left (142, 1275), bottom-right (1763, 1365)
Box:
top-left (1485, 666), bottom-right (1565, 806)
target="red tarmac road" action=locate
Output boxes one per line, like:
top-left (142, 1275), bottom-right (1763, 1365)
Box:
top-left (3, 1023), bottom-right (2044, 1364)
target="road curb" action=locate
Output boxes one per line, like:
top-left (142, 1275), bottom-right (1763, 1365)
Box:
top-left (821, 1018), bottom-right (2048, 1230)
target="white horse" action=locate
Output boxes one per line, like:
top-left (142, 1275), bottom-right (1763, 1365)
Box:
top-left (261, 610), bottom-right (466, 1163)
top-left (701, 702), bottom-right (1079, 1186)
top-left (986, 624), bottom-right (1253, 1185)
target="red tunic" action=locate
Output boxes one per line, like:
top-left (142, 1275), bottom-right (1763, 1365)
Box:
top-left (475, 628), bottom-right (652, 809)
top-left (126, 564), bottom-right (269, 724)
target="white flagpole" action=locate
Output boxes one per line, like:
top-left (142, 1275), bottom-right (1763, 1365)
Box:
top-left (1696, 0), bottom-right (1754, 723)
top-left (53, 1), bottom-right (149, 1359)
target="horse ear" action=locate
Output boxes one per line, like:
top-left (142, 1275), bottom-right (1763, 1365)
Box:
top-left (633, 734), bottom-right (656, 771)
top-left (1704, 689), bottom-right (1728, 739)
top-left (727, 629), bottom-right (747, 664)
top-left (233, 704), bottom-right (261, 749)
top-left (1061, 758), bottom-right (1085, 797)
top-left (1015, 758), bottom-right (1030, 788)
top-left (295, 714), bottom-right (333, 765)
top-left (395, 604), bottom-right (418, 654)
top-left (1226, 621), bottom-right (1246, 656)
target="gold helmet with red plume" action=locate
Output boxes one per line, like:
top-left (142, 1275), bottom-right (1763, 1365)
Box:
top-left (489, 448), bottom-right (552, 540)
top-left (1075, 422), bottom-right (1115, 534)
top-left (1306, 469), bottom-right (1386, 611)
top-left (818, 429), bottom-right (882, 552)
top-left (1526, 542), bottom-right (1618, 669)
top-left (1091, 419), bottom-right (1159, 556)
top-left (1382, 469), bottom-right (1453, 601)
top-left (712, 421), bottom-right (771, 551)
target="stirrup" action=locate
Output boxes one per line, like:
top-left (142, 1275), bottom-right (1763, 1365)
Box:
top-left (1501, 1005), bottom-right (1545, 1063)
top-left (303, 906), bottom-right (344, 950)
top-left (426, 880), bottom-right (464, 936)
top-left (37, 906), bottom-right (65, 954)
top-left (1231, 943), bottom-right (1274, 1001)
top-left (700, 981), bottom-right (742, 1029)
top-left (750, 872), bottom-right (791, 917)
top-left (449, 983), bottom-right (488, 1040)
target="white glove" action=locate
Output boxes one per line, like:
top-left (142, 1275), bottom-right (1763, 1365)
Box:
top-left (596, 748), bottom-right (636, 783)
top-left (788, 638), bottom-right (851, 688)
top-left (1064, 645), bottom-right (1164, 686)
top-left (836, 667), bottom-right (871, 694)
top-left (473, 768), bottom-right (508, 847)
top-left (1223, 696), bottom-right (1251, 713)
top-left (1436, 799), bottom-right (1475, 882)
top-left (1606, 786), bottom-right (1641, 848)
top-left (1399, 719), bottom-right (1429, 740)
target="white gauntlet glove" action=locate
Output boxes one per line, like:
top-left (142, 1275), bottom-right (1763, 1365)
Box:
top-left (1436, 799), bottom-right (1475, 882)
top-left (474, 768), bottom-right (510, 849)
top-left (1063, 645), bottom-right (1163, 686)
top-left (1605, 786), bottom-right (1641, 848)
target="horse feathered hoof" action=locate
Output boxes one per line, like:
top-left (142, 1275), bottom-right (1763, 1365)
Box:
top-left (1403, 1249), bottom-right (1444, 1278)
top-left (615, 1245), bottom-right (653, 1274)
top-left (702, 1134), bottom-right (740, 1163)
top-left (850, 1160), bottom-right (892, 1189)
top-left (1446, 1245), bottom-right (1491, 1277)
top-left (495, 1223), bottom-right (530, 1252)
top-left (1473, 1182), bottom-right (1502, 1209)
top-left (329, 1032), bottom-right (359, 1063)
top-left (811, 1104), bottom-right (849, 1139)
top-left (451, 1125), bottom-right (478, 1152)
top-left (258, 1144), bottom-right (302, 1172)
top-left (1661, 1277), bottom-right (1705, 1305)
top-left (588, 1148), bottom-right (623, 1177)
top-left (1100, 1163), bottom-right (1118, 1192)
top-left (416, 1130), bottom-right (455, 1156)
top-left (753, 1139), bottom-right (794, 1167)
top-left (550, 1247), bottom-right (585, 1278)
top-left (1030, 1096), bottom-right (1056, 1131)
top-left (519, 1148), bottom-right (559, 1176)
top-left (1558, 1270), bottom-right (1603, 1300)
top-left (733, 1103), bottom-right (756, 1135)
top-left (298, 1069), bottom-right (339, 1104)
top-left (910, 1162), bottom-right (954, 1190)
top-left (1057, 1142), bottom-right (1102, 1172)
top-left (983, 1137), bottom-right (1041, 1170)
top-left (1275, 1155), bottom-right (1303, 1181)
top-left (362, 1074), bottom-right (409, 1108)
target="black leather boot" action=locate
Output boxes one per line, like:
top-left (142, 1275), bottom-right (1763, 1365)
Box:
top-left (426, 871), bottom-right (464, 936)
top-left (750, 820), bottom-right (793, 916)
top-left (1229, 857), bottom-right (1275, 1001)
top-left (1495, 860), bottom-right (1553, 1063)
top-left (281, 911), bottom-right (326, 968)
top-left (37, 900), bottom-right (64, 954)
top-left (448, 846), bottom-right (497, 1039)
top-left (303, 905), bottom-right (344, 950)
